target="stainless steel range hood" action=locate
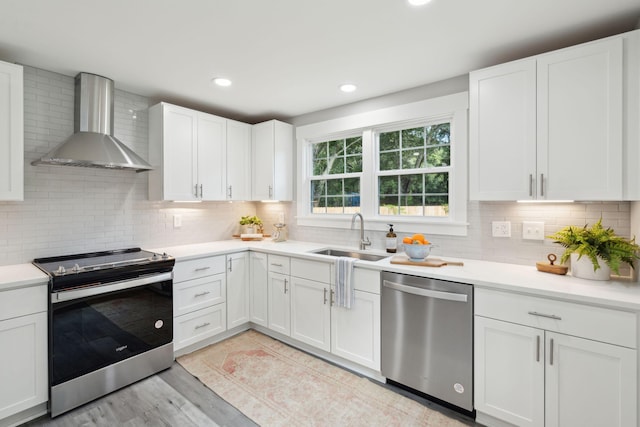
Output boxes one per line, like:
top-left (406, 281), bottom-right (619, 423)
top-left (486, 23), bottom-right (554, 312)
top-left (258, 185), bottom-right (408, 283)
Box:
top-left (32, 73), bottom-right (152, 172)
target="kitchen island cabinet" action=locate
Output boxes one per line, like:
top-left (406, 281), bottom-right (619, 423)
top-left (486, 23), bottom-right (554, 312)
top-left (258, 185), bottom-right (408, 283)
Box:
top-left (474, 288), bottom-right (637, 427)
top-left (0, 60), bottom-right (23, 201)
top-left (470, 32), bottom-right (625, 201)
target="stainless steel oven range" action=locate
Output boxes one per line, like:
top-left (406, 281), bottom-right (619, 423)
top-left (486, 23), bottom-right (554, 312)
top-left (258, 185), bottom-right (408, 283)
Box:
top-left (33, 248), bottom-right (175, 417)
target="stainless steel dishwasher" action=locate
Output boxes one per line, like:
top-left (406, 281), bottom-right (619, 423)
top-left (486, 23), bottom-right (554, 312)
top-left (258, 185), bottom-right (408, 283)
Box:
top-left (381, 271), bottom-right (473, 413)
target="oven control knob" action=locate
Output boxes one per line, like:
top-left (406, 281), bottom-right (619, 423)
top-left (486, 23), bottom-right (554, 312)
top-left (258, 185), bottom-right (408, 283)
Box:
top-left (162, 252), bottom-right (169, 259)
top-left (56, 265), bottom-right (66, 275)
top-left (72, 263), bottom-right (81, 273)
top-left (151, 253), bottom-right (159, 261)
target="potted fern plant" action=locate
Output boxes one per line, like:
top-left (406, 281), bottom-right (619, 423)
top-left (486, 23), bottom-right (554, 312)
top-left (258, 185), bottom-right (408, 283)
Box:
top-left (547, 218), bottom-right (640, 281)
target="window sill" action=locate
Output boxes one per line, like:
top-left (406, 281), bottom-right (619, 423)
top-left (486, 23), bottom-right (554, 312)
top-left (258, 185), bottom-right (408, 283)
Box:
top-left (295, 215), bottom-right (469, 236)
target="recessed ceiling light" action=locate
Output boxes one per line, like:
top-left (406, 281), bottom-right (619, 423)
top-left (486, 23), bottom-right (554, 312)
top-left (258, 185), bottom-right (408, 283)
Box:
top-left (339, 83), bottom-right (357, 93)
top-left (212, 77), bottom-right (232, 87)
top-left (408, 0), bottom-right (432, 5)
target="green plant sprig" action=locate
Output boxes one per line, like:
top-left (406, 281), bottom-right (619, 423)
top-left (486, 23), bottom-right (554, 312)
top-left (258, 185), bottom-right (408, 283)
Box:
top-left (547, 218), bottom-right (640, 274)
top-left (239, 215), bottom-right (262, 226)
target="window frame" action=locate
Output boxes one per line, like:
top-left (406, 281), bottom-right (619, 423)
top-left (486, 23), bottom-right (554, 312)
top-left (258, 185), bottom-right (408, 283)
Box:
top-left (296, 92), bottom-right (468, 236)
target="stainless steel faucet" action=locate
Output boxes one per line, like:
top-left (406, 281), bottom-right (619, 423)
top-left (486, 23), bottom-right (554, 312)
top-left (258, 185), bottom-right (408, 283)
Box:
top-left (351, 213), bottom-right (371, 250)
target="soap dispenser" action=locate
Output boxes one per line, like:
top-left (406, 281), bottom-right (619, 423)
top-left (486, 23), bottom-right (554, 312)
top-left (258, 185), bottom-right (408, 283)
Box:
top-left (386, 224), bottom-right (397, 253)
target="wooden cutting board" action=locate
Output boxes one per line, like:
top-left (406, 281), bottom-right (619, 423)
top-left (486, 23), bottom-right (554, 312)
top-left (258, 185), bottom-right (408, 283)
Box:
top-left (390, 255), bottom-right (464, 267)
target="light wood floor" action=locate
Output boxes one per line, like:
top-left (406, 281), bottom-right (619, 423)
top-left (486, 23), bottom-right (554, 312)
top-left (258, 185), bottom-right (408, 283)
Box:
top-left (25, 362), bottom-right (479, 427)
top-left (25, 364), bottom-right (257, 427)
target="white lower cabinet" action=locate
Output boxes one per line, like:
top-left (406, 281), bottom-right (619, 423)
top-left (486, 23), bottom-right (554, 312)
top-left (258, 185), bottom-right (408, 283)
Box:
top-left (331, 286), bottom-right (380, 371)
top-left (267, 271), bottom-right (291, 335)
top-left (173, 256), bottom-right (227, 352)
top-left (226, 252), bottom-right (250, 329)
top-left (474, 288), bottom-right (637, 427)
top-left (249, 252), bottom-right (268, 327)
top-left (290, 276), bottom-right (331, 352)
top-left (0, 284), bottom-right (47, 422)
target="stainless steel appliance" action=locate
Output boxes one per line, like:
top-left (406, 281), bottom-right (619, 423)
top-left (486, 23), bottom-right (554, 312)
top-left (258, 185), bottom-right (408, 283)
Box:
top-left (33, 248), bottom-right (175, 417)
top-left (381, 271), bottom-right (473, 413)
top-left (31, 72), bottom-right (152, 172)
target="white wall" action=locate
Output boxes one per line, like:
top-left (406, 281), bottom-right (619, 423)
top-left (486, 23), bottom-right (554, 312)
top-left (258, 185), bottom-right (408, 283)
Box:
top-left (0, 66), bottom-right (257, 265)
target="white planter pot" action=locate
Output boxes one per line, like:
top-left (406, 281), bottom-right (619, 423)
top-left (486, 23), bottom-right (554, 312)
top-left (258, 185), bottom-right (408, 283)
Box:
top-left (570, 253), bottom-right (611, 281)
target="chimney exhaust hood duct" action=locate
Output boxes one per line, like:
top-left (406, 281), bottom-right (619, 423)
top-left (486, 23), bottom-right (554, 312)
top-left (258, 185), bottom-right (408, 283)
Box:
top-left (32, 73), bottom-right (152, 172)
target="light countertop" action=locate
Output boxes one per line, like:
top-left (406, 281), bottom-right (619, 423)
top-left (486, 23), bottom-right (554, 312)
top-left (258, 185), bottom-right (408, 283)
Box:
top-left (0, 263), bottom-right (49, 292)
top-left (153, 239), bottom-right (640, 312)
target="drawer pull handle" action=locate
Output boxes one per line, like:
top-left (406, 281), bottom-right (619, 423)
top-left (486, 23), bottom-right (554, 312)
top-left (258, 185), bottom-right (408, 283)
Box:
top-left (271, 263), bottom-right (283, 267)
top-left (195, 322), bottom-right (210, 330)
top-left (194, 267), bottom-right (211, 272)
top-left (528, 311), bottom-right (561, 321)
top-left (194, 291), bottom-right (210, 297)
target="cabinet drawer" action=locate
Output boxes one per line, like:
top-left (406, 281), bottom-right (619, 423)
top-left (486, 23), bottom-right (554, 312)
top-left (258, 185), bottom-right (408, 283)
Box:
top-left (291, 258), bottom-right (330, 282)
top-left (174, 273), bottom-right (226, 317)
top-left (475, 288), bottom-right (637, 348)
top-left (174, 304), bottom-right (226, 351)
top-left (268, 254), bottom-right (290, 275)
top-left (174, 256), bottom-right (225, 282)
top-left (353, 268), bottom-right (380, 294)
top-left (0, 285), bottom-right (47, 321)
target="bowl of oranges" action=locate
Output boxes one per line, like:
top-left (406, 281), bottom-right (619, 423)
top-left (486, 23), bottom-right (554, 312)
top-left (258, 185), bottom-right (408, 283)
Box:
top-left (401, 233), bottom-right (432, 261)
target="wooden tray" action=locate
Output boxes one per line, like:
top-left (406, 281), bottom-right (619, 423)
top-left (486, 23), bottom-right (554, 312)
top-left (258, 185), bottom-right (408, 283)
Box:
top-left (232, 234), bottom-right (271, 241)
top-left (390, 254), bottom-right (464, 267)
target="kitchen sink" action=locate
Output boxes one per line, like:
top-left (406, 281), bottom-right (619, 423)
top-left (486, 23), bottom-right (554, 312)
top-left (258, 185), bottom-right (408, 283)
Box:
top-left (311, 248), bottom-right (389, 262)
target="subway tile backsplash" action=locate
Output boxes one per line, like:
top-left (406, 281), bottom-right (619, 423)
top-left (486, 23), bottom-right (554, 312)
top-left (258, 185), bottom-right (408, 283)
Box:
top-left (0, 65), bottom-right (632, 269)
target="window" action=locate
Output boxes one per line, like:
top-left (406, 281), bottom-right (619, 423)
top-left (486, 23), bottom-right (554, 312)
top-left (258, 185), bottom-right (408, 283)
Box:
top-left (378, 123), bottom-right (451, 217)
top-left (296, 92), bottom-right (468, 236)
top-left (310, 136), bottom-right (362, 214)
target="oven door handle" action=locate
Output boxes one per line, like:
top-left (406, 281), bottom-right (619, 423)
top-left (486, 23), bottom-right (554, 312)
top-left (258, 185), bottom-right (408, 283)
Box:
top-left (51, 272), bottom-right (173, 303)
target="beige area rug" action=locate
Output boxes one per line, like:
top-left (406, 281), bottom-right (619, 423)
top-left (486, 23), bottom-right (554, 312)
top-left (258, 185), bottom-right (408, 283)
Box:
top-left (177, 330), bottom-right (466, 427)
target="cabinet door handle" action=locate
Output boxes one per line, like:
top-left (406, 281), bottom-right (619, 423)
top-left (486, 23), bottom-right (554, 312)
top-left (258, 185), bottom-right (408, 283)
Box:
top-left (194, 291), bottom-right (210, 297)
top-left (528, 311), bottom-right (562, 321)
top-left (284, 278), bottom-right (288, 294)
top-left (549, 338), bottom-right (554, 365)
top-left (536, 335), bottom-right (540, 362)
top-left (268, 185), bottom-right (273, 198)
top-left (194, 184), bottom-right (199, 198)
top-left (228, 185), bottom-right (232, 198)
top-left (529, 174), bottom-right (533, 197)
top-left (323, 288), bottom-right (328, 305)
top-left (194, 266), bottom-right (211, 272)
top-left (194, 322), bottom-right (210, 330)
top-left (540, 174), bottom-right (544, 197)
top-left (228, 258), bottom-right (233, 272)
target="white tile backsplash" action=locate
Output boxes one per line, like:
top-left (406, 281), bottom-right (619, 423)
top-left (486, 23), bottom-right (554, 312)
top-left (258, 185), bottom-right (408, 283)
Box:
top-left (0, 65), bottom-right (632, 270)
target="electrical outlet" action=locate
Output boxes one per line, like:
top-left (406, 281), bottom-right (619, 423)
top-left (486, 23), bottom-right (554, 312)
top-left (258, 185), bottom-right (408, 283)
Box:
top-left (523, 221), bottom-right (545, 240)
top-left (173, 214), bottom-right (182, 228)
top-left (492, 221), bottom-right (511, 237)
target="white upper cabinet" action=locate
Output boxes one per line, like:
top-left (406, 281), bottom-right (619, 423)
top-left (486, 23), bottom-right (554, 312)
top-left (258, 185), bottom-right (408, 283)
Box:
top-left (226, 119), bottom-right (251, 200)
top-left (197, 112), bottom-right (227, 200)
top-left (251, 120), bottom-right (293, 201)
top-left (0, 60), bottom-right (23, 201)
top-left (470, 34), bottom-right (625, 201)
top-left (469, 58), bottom-right (537, 200)
top-left (148, 103), bottom-right (227, 201)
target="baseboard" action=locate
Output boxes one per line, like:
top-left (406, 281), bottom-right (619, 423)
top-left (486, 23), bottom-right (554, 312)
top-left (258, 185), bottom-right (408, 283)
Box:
top-left (0, 402), bottom-right (47, 427)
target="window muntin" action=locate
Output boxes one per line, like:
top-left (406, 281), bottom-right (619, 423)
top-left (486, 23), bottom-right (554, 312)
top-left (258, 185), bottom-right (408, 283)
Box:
top-left (310, 136), bottom-right (362, 214)
top-left (377, 122), bottom-right (451, 217)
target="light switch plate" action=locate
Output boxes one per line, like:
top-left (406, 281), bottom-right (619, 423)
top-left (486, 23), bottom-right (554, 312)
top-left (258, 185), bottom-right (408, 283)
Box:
top-left (492, 221), bottom-right (511, 237)
top-left (523, 221), bottom-right (544, 240)
top-left (173, 214), bottom-right (182, 228)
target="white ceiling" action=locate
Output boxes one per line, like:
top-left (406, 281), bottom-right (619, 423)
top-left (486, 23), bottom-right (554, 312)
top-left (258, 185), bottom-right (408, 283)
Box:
top-left (1, 0), bottom-right (639, 123)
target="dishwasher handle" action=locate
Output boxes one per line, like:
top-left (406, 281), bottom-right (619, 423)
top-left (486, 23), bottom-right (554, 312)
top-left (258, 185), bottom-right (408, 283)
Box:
top-left (383, 279), bottom-right (468, 302)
